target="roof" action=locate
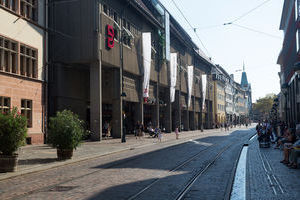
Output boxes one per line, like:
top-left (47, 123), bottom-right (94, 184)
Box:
top-left (241, 71), bottom-right (249, 87)
top-left (130, 0), bottom-right (163, 28)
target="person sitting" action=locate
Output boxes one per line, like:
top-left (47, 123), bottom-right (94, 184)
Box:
top-left (280, 130), bottom-right (296, 165)
top-left (274, 126), bottom-right (289, 149)
top-left (287, 139), bottom-right (300, 169)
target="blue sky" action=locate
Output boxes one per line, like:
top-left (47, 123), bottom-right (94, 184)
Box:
top-left (159, 0), bottom-right (284, 102)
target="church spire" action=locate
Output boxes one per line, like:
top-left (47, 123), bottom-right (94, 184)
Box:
top-left (241, 62), bottom-right (248, 88)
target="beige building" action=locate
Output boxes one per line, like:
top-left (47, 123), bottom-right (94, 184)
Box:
top-left (214, 82), bottom-right (226, 125)
top-left (212, 65), bottom-right (226, 127)
top-left (0, 1), bottom-right (47, 144)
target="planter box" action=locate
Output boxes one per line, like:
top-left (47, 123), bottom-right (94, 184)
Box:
top-left (0, 154), bottom-right (18, 173)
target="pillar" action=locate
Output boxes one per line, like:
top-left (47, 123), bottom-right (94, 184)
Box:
top-left (183, 109), bottom-right (189, 131)
top-left (112, 69), bottom-right (122, 138)
top-left (90, 61), bottom-right (102, 141)
top-left (175, 90), bottom-right (181, 131)
top-left (189, 110), bottom-right (195, 130)
top-left (164, 87), bottom-right (172, 133)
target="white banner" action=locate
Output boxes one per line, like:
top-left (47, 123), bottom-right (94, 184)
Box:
top-left (142, 32), bottom-right (152, 98)
top-left (187, 66), bottom-right (194, 107)
top-left (170, 53), bottom-right (177, 102)
top-left (202, 74), bottom-right (207, 109)
top-left (165, 11), bottom-right (170, 61)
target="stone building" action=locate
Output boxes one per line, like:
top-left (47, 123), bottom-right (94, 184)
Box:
top-left (278, 0), bottom-right (300, 125)
top-left (48, 0), bottom-right (213, 141)
top-left (0, 0), bottom-right (47, 144)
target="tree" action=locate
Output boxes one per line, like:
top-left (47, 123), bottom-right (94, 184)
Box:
top-left (252, 94), bottom-right (276, 120)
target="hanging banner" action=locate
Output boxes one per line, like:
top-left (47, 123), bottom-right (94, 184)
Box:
top-left (202, 74), bottom-right (207, 110)
top-left (165, 11), bottom-right (170, 61)
top-left (187, 66), bottom-right (194, 107)
top-left (142, 32), bottom-right (152, 99)
top-left (170, 53), bottom-right (177, 102)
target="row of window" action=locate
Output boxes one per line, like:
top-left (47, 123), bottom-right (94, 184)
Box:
top-left (0, 0), bottom-right (38, 22)
top-left (0, 96), bottom-right (32, 127)
top-left (102, 3), bottom-right (141, 37)
top-left (0, 35), bottom-right (38, 78)
top-left (218, 104), bottom-right (225, 111)
top-left (218, 93), bottom-right (225, 101)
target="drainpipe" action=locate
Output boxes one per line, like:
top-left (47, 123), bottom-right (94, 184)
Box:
top-left (43, 0), bottom-right (48, 143)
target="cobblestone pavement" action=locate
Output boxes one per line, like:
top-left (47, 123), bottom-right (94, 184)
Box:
top-left (0, 127), bottom-right (253, 200)
top-left (0, 126), bottom-right (248, 181)
top-left (247, 135), bottom-right (300, 200)
top-left (1, 126), bottom-right (298, 200)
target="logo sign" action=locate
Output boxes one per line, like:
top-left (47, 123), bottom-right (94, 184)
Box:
top-left (106, 24), bottom-right (114, 49)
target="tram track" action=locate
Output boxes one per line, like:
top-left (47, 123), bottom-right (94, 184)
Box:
top-left (127, 130), bottom-right (256, 200)
top-left (9, 133), bottom-right (222, 200)
top-left (6, 129), bottom-right (255, 200)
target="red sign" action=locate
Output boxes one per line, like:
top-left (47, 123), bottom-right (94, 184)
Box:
top-left (106, 25), bottom-right (114, 49)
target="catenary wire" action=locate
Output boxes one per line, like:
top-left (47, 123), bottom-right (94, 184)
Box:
top-left (169, 0), bottom-right (211, 57)
top-left (231, 23), bottom-right (281, 39)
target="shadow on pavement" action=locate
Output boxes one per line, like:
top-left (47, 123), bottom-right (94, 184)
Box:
top-left (85, 129), bottom-right (254, 200)
top-left (18, 158), bottom-right (58, 165)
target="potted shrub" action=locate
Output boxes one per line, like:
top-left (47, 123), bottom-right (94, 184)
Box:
top-left (48, 110), bottom-right (84, 160)
top-left (0, 107), bottom-right (27, 172)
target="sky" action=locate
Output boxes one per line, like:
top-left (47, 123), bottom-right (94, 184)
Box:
top-left (159, 0), bottom-right (284, 102)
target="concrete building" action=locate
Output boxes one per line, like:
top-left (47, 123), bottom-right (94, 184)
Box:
top-left (278, 0), bottom-right (300, 126)
top-left (0, 0), bottom-right (47, 144)
top-left (48, 0), bottom-right (213, 141)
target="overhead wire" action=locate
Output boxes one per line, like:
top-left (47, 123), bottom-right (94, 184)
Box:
top-left (231, 23), bottom-right (281, 39)
top-left (229, 0), bottom-right (273, 23)
top-left (169, 0), bottom-right (211, 57)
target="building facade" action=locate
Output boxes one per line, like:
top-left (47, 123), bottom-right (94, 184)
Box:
top-left (0, 0), bottom-right (47, 144)
top-left (278, 0), bottom-right (300, 126)
top-left (48, 0), bottom-right (213, 141)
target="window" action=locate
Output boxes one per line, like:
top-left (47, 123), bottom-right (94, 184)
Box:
top-left (0, 36), bottom-right (18, 74)
top-left (0, 0), bottom-right (18, 12)
top-left (20, 45), bottom-right (37, 78)
top-left (103, 4), bottom-right (108, 15)
top-left (0, 96), bottom-right (10, 113)
top-left (0, 35), bottom-right (38, 79)
top-left (20, 0), bottom-right (38, 21)
top-left (0, 0), bottom-right (38, 21)
top-left (113, 12), bottom-right (119, 23)
top-left (296, 29), bottom-right (299, 53)
top-left (21, 99), bottom-right (32, 127)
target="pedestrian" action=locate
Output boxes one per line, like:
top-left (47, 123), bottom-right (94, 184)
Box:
top-left (157, 126), bottom-right (162, 142)
top-left (104, 121), bottom-right (109, 139)
top-left (139, 122), bottom-right (144, 139)
top-left (135, 121), bottom-right (140, 139)
top-left (175, 127), bottom-right (179, 139)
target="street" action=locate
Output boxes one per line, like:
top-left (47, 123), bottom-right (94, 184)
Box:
top-left (0, 127), bottom-right (299, 200)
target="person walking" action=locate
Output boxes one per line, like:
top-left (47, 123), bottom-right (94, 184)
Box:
top-left (157, 126), bottom-right (162, 142)
top-left (175, 127), bottom-right (179, 139)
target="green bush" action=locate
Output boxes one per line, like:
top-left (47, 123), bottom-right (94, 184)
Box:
top-left (48, 110), bottom-right (84, 150)
top-left (0, 107), bottom-right (28, 156)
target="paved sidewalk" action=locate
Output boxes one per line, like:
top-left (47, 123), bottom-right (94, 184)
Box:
top-left (0, 126), bottom-right (251, 181)
top-left (247, 136), bottom-right (300, 199)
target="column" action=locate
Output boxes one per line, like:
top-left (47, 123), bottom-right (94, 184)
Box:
top-left (112, 68), bottom-right (122, 138)
top-left (164, 87), bottom-right (172, 133)
top-left (90, 61), bottom-right (102, 141)
top-left (183, 108), bottom-right (189, 131)
top-left (174, 90), bottom-right (181, 131)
